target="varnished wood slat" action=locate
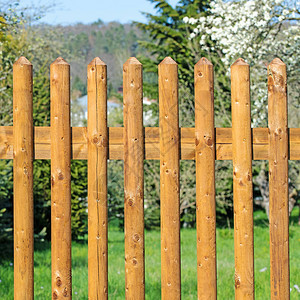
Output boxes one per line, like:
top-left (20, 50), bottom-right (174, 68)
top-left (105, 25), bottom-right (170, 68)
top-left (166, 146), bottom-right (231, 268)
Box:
top-left (87, 58), bottom-right (108, 299)
top-left (231, 59), bottom-right (254, 299)
top-left (0, 126), bottom-right (299, 160)
top-left (159, 57), bottom-right (181, 299)
top-left (195, 58), bottom-right (216, 299)
top-left (123, 57), bottom-right (145, 299)
top-left (13, 57), bottom-right (34, 300)
top-left (268, 58), bottom-right (290, 299)
top-left (50, 57), bottom-right (72, 299)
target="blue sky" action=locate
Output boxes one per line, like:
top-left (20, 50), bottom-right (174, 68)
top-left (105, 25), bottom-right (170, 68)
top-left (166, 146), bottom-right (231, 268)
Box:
top-left (19, 0), bottom-right (180, 25)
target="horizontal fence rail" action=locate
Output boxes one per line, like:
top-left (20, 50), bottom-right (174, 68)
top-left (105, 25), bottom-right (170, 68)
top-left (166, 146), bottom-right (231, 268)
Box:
top-left (0, 127), bottom-right (300, 160)
top-left (4, 56), bottom-right (297, 299)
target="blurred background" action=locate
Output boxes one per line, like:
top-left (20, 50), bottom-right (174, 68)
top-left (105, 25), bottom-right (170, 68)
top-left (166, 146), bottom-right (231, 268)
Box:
top-left (0, 0), bottom-right (299, 298)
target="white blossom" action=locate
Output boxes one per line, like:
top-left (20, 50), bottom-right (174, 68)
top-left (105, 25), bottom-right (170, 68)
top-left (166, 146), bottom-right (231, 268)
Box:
top-left (282, 9), bottom-right (289, 15)
top-left (190, 32), bottom-right (196, 39)
top-left (183, 16), bottom-right (189, 23)
top-left (184, 0), bottom-right (299, 126)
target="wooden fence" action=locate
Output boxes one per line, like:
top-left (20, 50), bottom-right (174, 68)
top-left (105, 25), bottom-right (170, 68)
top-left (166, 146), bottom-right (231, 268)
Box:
top-left (5, 55), bottom-right (300, 299)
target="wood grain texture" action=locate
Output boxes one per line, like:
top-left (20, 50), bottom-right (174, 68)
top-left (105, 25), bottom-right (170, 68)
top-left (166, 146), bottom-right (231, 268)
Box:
top-left (87, 58), bottom-right (108, 299)
top-left (159, 57), bottom-right (181, 300)
top-left (13, 57), bottom-right (34, 300)
top-left (50, 57), bottom-right (72, 299)
top-left (268, 58), bottom-right (289, 299)
top-left (231, 59), bottom-right (254, 299)
top-left (195, 58), bottom-right (216, 299)
top-left (0, 127), bottom-right (299, 160)
top-left (123, 57), bottom-right (145, 299)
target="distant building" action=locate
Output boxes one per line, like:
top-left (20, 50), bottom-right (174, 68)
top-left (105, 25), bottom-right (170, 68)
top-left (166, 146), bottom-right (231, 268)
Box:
top-left (71, 95), bottom-right (158, 126)
top-left (72, 94), bottom-right (121, 126)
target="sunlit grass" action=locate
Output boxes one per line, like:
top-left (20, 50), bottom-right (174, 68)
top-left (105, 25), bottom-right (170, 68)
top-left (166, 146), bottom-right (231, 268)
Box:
top-left (0, 209), bottom-right (299, 299)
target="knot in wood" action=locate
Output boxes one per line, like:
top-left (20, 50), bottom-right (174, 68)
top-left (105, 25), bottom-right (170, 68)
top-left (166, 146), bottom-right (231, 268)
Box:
top-left (205, 136), bottom-right (213, 146)
top-left (276, 128), bottom-right (282, 135)
top-left (235, 273), bottom-right (241, 289)
top-left (92, 136), bottom-right (99, 144)
top-left (63, 287), bottom-right (68, 297)
top-left (23, 166), bottom-right (28, 175)
top-left (56, 277), bottom-right (62, 287)
top-left (58, 171), bottom-right (64, 180)
top-left (127, 198), bottom-right (134, 206)
top-left (239, 179), bottom-right (245, 186)
top-left (133, 233), bottom-right (140, 242)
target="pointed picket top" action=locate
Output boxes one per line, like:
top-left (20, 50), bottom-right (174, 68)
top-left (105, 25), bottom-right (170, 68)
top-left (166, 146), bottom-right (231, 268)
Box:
top-left (88, 57), bottom-right (106, 66)
top-left (195, 57), bottom-right (212, 66)
top-left (268, 58), bottom-right (286, 86)
top-left (159, 56), bottom-right (177, 65)
top-left (51, 57), bottom-right (69, 65)
top-left (269, 57), bottom-right (285, 66)
top-left (14, 56), bottom-right (32, 65)
top-left (231, 57), bottom-right (248, 66)
top-left (123, 57), bottom-right (142, 66)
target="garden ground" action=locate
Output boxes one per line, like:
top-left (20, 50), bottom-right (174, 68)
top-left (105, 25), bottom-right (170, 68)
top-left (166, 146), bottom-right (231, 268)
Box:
top-left (0, 209), bottom-right (299, 299)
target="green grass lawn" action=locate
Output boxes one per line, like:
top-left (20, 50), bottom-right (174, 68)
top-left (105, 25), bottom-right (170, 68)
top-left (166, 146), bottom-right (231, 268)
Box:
top-left (0, 210), bottom-right (299, 299)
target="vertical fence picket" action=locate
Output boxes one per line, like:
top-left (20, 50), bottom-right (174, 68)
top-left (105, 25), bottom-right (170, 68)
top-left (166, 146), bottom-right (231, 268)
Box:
top-left (50, 57), bottom-right (72, 299)
top-left (268, 58), bottom-right (289, 299)
top-left (87, 57), bottom-right (108, 299)
top-left (13, 57), bottom-right (34, 300)
top-left (123, 57), bottom-right (145, 299)
top-left (231, 58), bottom-right (254, 299)
top-left (159, 57), bottom-right (181, 300)
top-left (194, 58), bottom-right (216, 299)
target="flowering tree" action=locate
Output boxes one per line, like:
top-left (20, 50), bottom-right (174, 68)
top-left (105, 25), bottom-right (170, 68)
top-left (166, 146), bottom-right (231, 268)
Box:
top-left (184, 0), bottom-right (299, 127)
top-left (184, 0), bottom-right (300, 219)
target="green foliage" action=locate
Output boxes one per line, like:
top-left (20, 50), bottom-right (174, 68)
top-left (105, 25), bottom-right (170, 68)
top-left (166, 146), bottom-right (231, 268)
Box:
top-left (71, 161), bottom-right (88, 239)
top-left (32, 65), bottom-right (50, 126)
top-left (107, 161), bottom-right (124, 228)
top-left (144, 161), bottom-right (160, 229)
top-left (215, 161), bottom-right (233, 226)
top-left (0, 4), bottom-right (90, 242)
top-left (134, 0), bottom-right (235, 226)
top-left (33, 160), bottom-right (51, 239)
top-left (0, 160), bottom-right (13, 243)
top-left (136, 0), bottom-right (208, 88)
top-left (136, 0), bottom-right (232, 127)
top-left (0, 3), bottom-right (23, 245)
top-left (33, 159), bottom-right (88, 241)
top-left (135, 0), bottom-right (207, 102)
top-left (58, 21), bottom-right (149, 93)
top-left (72, 75), bottom-right (87, 96)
